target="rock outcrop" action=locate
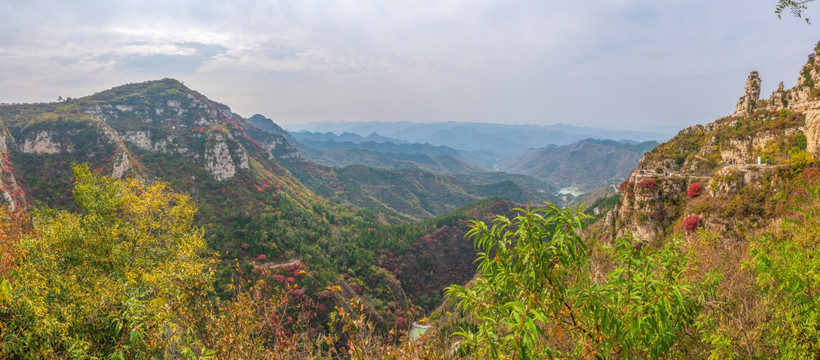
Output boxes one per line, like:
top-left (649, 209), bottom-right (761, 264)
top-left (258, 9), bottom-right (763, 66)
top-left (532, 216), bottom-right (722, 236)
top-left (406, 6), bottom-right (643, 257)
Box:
top-left (204, 133), bottom-right (249, 181)
top-left (610, 40), bottom-right (820, 243)
top-left (0, 130), bottom-right (25, 210)
top-left (734, 71), bottom-right (761, 116)
top-left (20, 131), bottom-right (68, 154)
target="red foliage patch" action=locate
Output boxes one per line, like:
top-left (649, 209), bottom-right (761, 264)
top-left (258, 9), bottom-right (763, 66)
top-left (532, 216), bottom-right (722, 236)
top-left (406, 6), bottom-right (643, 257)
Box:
top-left (395, 316), bottom-right (406, 330)
top-left (637, 179), bottom-right (657, 191)
top-left (257, 254), bottom-right (268, 262)
top-left (687, 183), bottom-right (702, 198)
top-left (682, 215), bottom-right (702, 233)
top-left (619, 180), bottom-right (629, 192)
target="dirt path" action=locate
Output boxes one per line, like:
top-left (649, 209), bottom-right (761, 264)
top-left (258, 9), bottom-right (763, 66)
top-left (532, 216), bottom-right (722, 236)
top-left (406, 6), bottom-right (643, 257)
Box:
top-left (254, 258), bottom-right (303, 270)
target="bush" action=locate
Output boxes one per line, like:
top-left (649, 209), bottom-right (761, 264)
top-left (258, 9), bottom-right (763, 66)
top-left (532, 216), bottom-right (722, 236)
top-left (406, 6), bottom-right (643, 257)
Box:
top-left (749, 183), bottom-right (820, 356)
top-left (619, 180), bottom-right (629, 192)
top-left (789, 149), bottom-right (814, 173)
top-left (637, 179), bottom-right (658, 191)
top-left (445, 205), bottom-right (715, 358)
top-left (682, 215), bottom-right (702, 232)
top-left (688, 183), bottom-right (703, 198)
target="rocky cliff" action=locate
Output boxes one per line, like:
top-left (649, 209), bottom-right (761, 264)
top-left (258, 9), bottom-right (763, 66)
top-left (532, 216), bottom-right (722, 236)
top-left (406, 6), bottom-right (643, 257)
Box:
top-left (608, 41), bottom-right (820, 242)
top-left (0, 79), bottom-right (317, 214)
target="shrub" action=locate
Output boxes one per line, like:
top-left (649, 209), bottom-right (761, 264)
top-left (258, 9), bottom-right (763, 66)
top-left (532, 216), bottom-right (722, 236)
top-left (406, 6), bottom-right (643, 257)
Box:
top-left (619, 180), bottom-right (629, 192)
top-left (688, 183), bottom-right (703, 198)
top-left (749, 183), bottom-right (820, 356)
top-left (637, 179), bottom-right (658, 191)
top-left (445, 205), bottom-right (715, 358)
top-left (789, 149), bottom-right (814, 173)
top-left (682, 215), bottom-right (702, 232)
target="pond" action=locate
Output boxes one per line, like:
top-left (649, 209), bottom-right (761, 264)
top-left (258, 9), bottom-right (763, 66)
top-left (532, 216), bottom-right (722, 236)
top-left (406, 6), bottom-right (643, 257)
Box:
top-left (558, 186), bottom-right (583, 197)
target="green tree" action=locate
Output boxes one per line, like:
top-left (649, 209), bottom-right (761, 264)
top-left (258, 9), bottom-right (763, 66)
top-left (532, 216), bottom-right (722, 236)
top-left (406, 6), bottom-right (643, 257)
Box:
top-left (446, 205), bottom-right (716, 359)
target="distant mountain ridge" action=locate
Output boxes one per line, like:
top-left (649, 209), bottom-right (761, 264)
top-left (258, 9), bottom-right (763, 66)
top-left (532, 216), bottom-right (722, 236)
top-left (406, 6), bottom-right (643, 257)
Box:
top-left (292, 130), bottom-right (403, 144)
top-left (287, 121), bottom-right (669, 156)
top-left (501, 139), bottom-right (658, 191)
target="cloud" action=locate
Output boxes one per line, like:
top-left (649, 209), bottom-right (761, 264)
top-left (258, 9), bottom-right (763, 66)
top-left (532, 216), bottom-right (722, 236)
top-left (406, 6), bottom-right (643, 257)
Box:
top-left (0, 0), bottom-right (818, 133)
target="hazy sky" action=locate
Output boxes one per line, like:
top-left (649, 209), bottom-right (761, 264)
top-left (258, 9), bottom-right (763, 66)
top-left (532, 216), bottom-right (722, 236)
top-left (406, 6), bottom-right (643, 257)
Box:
top-left (0, 1), bottom-right (817, 133)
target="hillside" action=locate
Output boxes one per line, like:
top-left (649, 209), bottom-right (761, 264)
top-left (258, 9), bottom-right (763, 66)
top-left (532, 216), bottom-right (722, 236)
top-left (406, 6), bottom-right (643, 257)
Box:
top-left (297, 144), bottom-right (482, 175)
top-left (326, 166), bottom-right (559, 222)
top-left (608, 53), bottom-right (820, 242)
top-left (501, 139), bottom-right (658, 191)
top-left (0, 79), bottom-right (564, 341)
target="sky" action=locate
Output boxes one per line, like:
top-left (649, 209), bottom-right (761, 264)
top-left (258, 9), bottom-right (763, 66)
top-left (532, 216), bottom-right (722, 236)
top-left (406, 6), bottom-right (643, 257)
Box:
top-left (0, 0), bottom-right (817, 133)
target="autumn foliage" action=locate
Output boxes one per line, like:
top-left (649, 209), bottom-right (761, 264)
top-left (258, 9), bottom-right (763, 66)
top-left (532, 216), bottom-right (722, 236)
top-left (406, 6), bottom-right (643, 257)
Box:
top-left (0, 209), bottom-right (29, 276)
top-left (687, 183), bottom-right (702, 198)
top-left (637, 179), bottom-right (658, 191)
top-left (682, 214), bottom-right (702, 232)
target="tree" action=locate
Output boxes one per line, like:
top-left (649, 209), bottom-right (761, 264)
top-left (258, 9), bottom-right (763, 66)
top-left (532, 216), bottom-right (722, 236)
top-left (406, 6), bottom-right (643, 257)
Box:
top-left (749, 182), bottom-right (820, 357)
top-left (0, 164), bottom-right (213, 358)
top-left (445, 205), bottom-right (716, 359)
top-left (776, 0), bottom-right (815, 23)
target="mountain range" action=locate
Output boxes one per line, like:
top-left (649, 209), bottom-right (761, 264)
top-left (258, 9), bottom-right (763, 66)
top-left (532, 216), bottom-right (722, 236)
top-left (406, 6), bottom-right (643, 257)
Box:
top-left (501, 139), bottom-right (658, 191)
top-left (287, 120), bottom-right (668, 156)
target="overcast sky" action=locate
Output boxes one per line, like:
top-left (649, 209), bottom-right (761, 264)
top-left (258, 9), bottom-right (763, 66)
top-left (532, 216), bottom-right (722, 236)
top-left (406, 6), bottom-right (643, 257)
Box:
top-left (0, 0), bottom-right (817, 133)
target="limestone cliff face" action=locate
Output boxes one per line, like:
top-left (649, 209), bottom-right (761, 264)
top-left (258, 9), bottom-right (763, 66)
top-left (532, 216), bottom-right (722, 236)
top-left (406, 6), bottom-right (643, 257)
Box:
top-left (72, 79), bottom-right (296, 182)
top-left (0, 78), bottom-right (316, 216)
top-left (610, 40), bottom-right (820, 242)
top-left (20, 130), bottom-right (70, 154)
top-left (11, 118), bottom-right (136, 180)
top-left (204, 132), bottom-right (249, 182)
top-left (120, 131), bottom-right (193, 158)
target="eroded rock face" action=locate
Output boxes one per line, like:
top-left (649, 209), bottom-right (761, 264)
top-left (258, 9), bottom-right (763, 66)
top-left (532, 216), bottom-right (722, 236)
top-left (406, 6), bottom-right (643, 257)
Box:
top-left (237, 146), bottom-right (249, 170)
top-left (206, 137), bottom-right (236, 181)
top-left (804, 104), bottom-right (820, 154)
top-left (122, 131), bottom-right (153, 151)
top-left (613, 169), bottom-right (694, 241)
top-left (20, 131), bottom-right (67, 154)
top-left (0, 133), bottom-right (24, 211)
top-left (111, 149), bottom-right (130, 178)
top-left (204, 133), bottom-right (248, 181)
top-left (120, 130), bottom-right (193, 157)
